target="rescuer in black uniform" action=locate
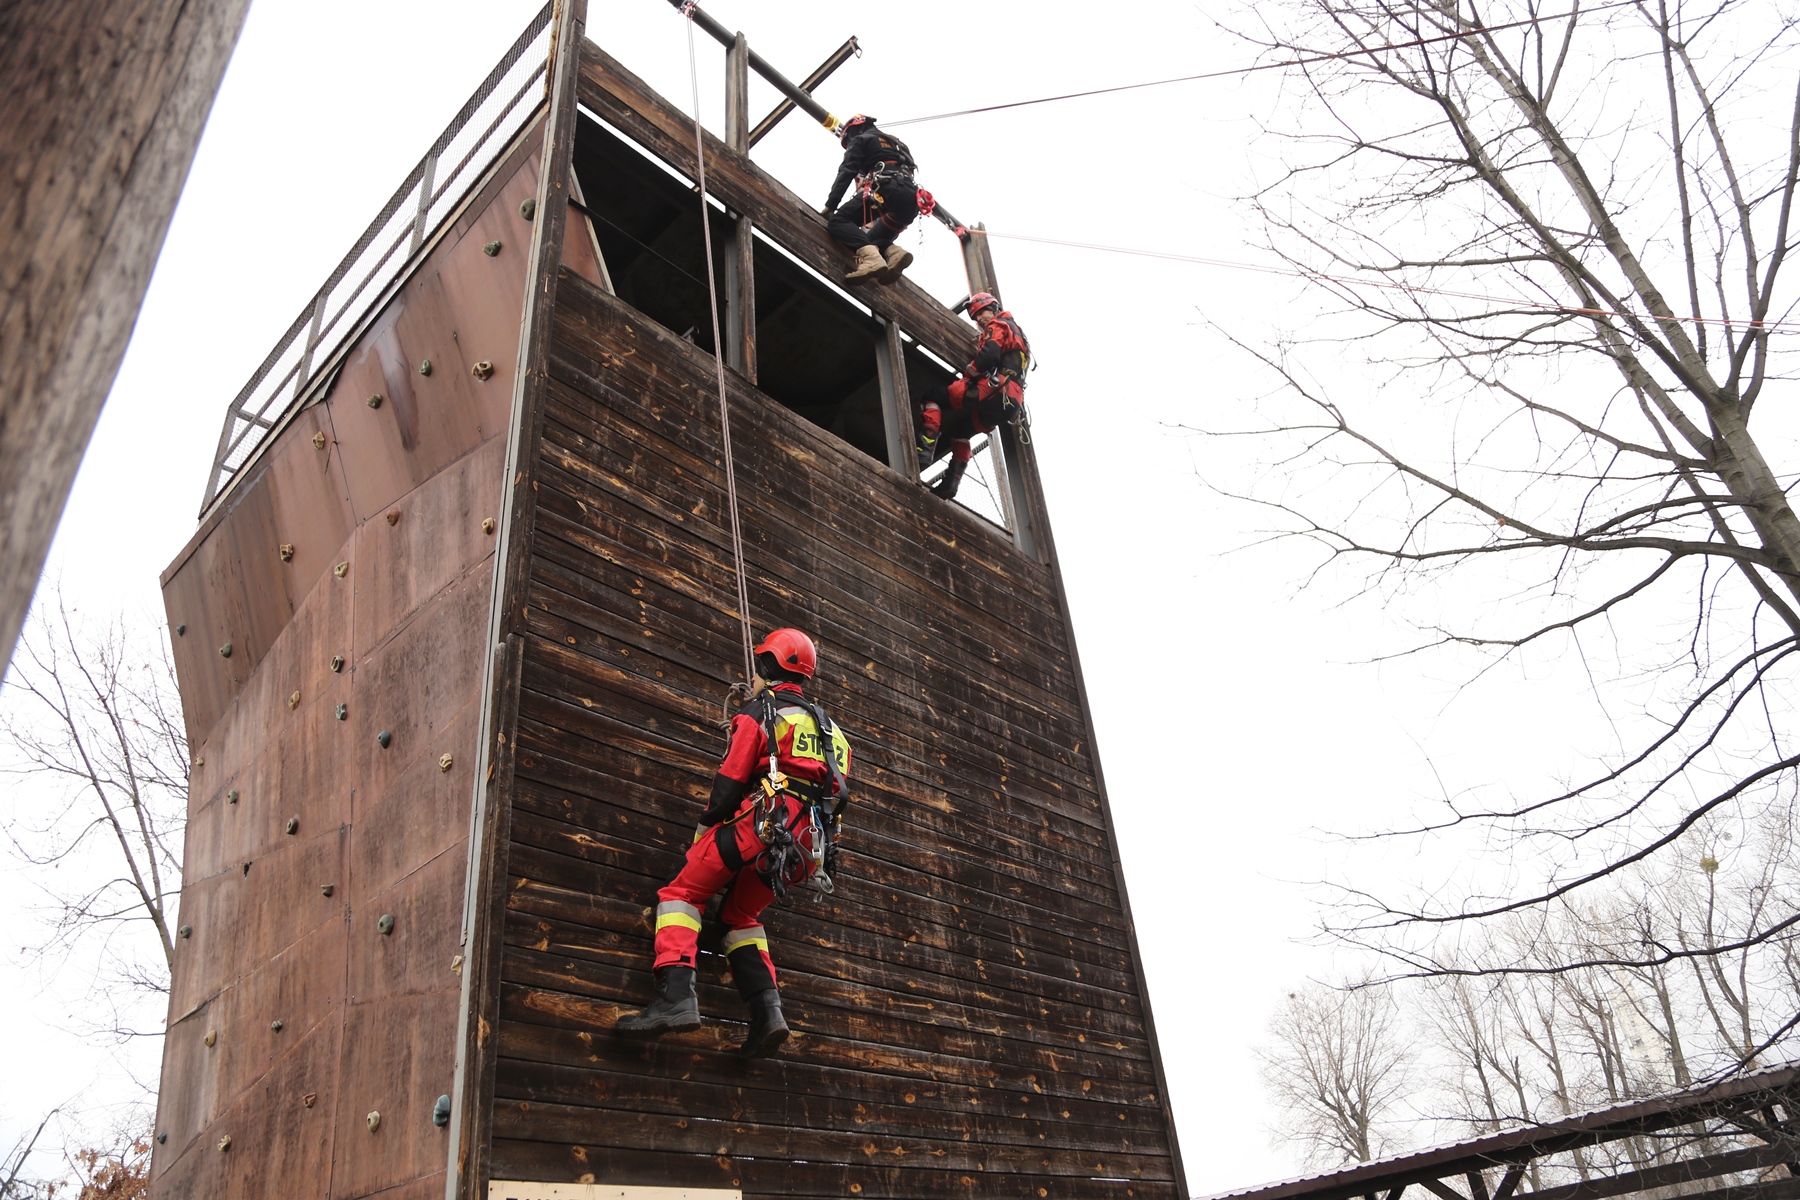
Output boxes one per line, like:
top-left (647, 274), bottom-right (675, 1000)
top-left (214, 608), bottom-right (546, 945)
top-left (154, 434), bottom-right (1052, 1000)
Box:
top-left (823, 114), bottom-right (921, 284)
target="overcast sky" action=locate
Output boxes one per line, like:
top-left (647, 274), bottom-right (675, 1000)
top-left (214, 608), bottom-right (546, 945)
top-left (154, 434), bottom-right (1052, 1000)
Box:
top-left (0, 0), bottom-right (1641, 1190)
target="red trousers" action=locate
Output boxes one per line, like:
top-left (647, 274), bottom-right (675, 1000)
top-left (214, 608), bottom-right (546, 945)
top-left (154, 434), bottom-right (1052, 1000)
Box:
top-left (652, 800), bottom-right (817, 997)
top-left (920, 375), bottom-right (1022, 463)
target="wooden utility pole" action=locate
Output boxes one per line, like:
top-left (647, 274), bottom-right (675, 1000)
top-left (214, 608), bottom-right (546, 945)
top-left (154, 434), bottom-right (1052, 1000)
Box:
top-left (0, 0), bottom-right (251, 664)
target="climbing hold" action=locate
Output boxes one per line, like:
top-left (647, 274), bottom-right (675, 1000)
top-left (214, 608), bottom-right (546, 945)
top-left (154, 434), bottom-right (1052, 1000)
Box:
top-left (330, 655), bottom-right (344, 673)
top-left (219, 643), bottom-right (232, 659)
top-left (520, 198), bottom-right (536, 221)
top-left (334, 561), bottom-right (349, 578)
top-left (321, 884), bottom-right (334, 897)
top-left (386, 510), bottom-right (401, 526)
top-left (289, 691), bottom-right (301, 710)
top-left (471, 361), bottom-right (494, 381)
top-left (366, 1111), bottom-right (382, 1133)
top-left (483, 240), bottom-right (502, 256)
top-left (179, 925), bottom-right (192, 939)
top-left (204, 1030), bottom-right (217, 1048)
top-left (285, 816), bottom-right (299, 835)
top-left (270, 1019), bottom-right (284, 1033)
top-left (367, 393), bottom-right (383, 409)
top-left (377, 914), bottom-right (395, 935)
top-left (218, 1136), bottom-right (231, 1153)
top-left (175, 624), bottom-right (186, 636)
top-left (482, 517), bottom-right (495, 534)
top-left (439, 754), bottom-right (454, 772)
top-left (312, 431), bottom-right (327, 450)
top-left (450, 954), bottom-right (463, 974)
top-left (279, 543), bottom-right (295, 562)
top-left (418, 359), bottom-right (432, 377)
top-left (194, 755), bottom-right (204, 767)
top-left (303, 1094), bottom-right (317, 1109)
top-left (377, 731), bottom-right (391, 749)
top-left (336, 704), bottom-right (348, 721)
top-left (227, 789), bottom-right (239, 804)
top-left (156, 1133), bottom-right (167, 1144)
top-left (433, 1095), bottom-right (452, 1127)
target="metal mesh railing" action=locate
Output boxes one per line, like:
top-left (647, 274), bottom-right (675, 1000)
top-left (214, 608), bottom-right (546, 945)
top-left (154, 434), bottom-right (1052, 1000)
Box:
top-left (200, 2), bottom-right (555, 513)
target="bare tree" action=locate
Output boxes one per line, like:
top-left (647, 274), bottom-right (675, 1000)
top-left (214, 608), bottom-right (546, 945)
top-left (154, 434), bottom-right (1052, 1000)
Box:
top-left (1204, 0), bottom-right (1800, 994)
top-left (1, 591), bottom-right (187, 1024)
top-left (1259, 977), bottom-right (1419, 1164)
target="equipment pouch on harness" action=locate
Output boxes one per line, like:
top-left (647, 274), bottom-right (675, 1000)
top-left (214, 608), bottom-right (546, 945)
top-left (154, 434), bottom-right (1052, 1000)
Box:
top-left (744, 691), bottom-right (849, 902)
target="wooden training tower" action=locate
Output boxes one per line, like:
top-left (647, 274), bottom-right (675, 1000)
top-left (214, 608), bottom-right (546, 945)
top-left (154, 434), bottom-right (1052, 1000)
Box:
top-left (150, 4), bottom-right (1186, 1198)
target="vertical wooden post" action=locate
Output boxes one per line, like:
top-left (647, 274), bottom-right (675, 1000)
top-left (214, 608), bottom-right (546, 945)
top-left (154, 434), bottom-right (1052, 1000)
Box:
top-left (722, 32), bottom-right (757, 381)
top-left (447, 2), bottom-right (585, 1196)
top-left (876, 320), bottom-right (917, 479)
top-left (962, 223), bottom-right (1040, 559)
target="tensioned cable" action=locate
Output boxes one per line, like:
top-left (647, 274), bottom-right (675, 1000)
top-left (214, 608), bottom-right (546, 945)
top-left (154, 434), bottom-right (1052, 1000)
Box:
top-left (683, 9), bottom-right (757, 684)
top-left (978, 229), bottom-right (1800, 334)
top-left (884, 0), bottom-right (1636, 127)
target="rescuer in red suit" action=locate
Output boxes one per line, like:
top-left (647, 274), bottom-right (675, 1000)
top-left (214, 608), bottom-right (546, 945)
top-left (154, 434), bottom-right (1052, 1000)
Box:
top-left (614, 628), bottom-right (852, 1057)
top-left (916, 292), bottom-right (1031, 500)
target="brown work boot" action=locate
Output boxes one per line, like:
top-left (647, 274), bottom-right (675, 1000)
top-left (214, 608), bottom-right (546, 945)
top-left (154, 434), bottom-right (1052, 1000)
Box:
top-left (845, 244), bottom-right (886, 282)
top-left (878, 244), bottom-right (914, 284)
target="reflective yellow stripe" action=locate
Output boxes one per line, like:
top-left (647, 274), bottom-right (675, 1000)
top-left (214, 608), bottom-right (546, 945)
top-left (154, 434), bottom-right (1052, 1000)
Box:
top-left (655, 911), bottom-right (702, 933)
top-left (721, 926), bottom-right (769, 956)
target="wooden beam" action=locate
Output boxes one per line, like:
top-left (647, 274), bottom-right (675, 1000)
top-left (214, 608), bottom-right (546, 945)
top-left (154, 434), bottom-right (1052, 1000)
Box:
top-left (722, 32), bottom-right (756, 381)
top-left (1420, 1179), bottom-right (1470, 1200)
top-left (0, 0), bottom-right (251, 667)
top-left (876, 320), bottom-right (917, 479)
top-left (575, 39), bottom-right (973, 371)
top-left (447, 1), bottom-right (586, 1196)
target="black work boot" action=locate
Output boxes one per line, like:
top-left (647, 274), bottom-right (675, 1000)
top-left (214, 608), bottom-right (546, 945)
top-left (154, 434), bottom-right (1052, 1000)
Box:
top-left (615, 965), bottom-right (700, 1037)
top-left (739, 989), bottom-right (790, 1058)
top-left (915, 431), bottom-right (938, 470)
top-left (932, 459), bottom-right (967, 500)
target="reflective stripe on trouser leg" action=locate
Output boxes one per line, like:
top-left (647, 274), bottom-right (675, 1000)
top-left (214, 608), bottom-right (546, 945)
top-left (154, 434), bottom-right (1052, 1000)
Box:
top-left (722, 924), bottom-right (777, 997)
top-left (652, 898), bottom-right (704, 970)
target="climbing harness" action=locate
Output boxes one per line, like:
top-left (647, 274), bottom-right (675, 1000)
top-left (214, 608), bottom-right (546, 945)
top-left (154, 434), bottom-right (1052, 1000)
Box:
top-left (683, 13), bottom-right (755, 684)
top-left (717, 688), bottom-right (850, 902)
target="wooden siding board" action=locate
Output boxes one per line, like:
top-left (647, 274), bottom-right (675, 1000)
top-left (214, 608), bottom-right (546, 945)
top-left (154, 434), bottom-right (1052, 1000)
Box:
top-left (489, 1137), bottom-right (1179, 1200)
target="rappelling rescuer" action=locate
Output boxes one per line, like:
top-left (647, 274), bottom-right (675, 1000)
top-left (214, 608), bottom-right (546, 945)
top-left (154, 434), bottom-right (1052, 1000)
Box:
top-left (916, 291), bottom-right (1031, 500)
top-left (822, 114), bottom-right (922, 284)
top-left (614, 628), bottom-right (852, 1058)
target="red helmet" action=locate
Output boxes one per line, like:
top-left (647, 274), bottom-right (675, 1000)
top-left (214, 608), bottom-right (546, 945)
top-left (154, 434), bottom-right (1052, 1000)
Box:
top-left (754, 628), bottom-right (817, 679)
top-left (839, 114), bottom-right (876, 145)
top-left (968, 291), bottom-right (1000, 318)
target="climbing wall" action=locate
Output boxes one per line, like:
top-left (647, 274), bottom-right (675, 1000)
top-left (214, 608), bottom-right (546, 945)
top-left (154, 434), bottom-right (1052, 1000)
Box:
top-left (152, 11), bottom-right (1184, 1200)
top-left (466, 274), bottom-right (1181, 1198)
top-left (149, 124), bottom-right (544, 1200)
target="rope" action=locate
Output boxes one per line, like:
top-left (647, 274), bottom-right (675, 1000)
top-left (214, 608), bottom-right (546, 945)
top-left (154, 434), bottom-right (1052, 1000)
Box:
top-left (684, 16), bottom-right (757, 684)
top-left (975, 229), bottom-right (1800, 335)
top-left (884, 0), bottom-right (1637, 127)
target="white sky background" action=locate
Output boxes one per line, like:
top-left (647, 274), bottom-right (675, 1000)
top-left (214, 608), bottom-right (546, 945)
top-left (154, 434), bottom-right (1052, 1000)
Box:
top-left (0, 0), bottom-right (1675, 1189)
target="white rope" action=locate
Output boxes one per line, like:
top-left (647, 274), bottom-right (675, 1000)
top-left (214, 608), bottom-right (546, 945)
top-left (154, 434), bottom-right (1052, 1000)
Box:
top-left (684, 16), bottom-right (756, 685)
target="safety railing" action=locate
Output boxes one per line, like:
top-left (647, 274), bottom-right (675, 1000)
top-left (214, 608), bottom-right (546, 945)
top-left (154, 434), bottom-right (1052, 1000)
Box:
top-left (199, 2), bottom-right (555, 514)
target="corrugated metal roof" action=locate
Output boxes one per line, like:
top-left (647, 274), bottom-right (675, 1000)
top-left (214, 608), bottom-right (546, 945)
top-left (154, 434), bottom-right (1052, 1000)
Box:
top-left (1199, 1059), bottom-right (1800, 1200)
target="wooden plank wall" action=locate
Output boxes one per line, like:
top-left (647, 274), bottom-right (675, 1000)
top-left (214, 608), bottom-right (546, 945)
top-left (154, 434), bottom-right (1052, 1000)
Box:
top-left (484, 270), bottom-right (1181, 1199)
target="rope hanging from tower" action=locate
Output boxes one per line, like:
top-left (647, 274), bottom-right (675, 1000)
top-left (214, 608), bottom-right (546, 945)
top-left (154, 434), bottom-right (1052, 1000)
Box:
top-left (682, 11), bottom-right (756, 686)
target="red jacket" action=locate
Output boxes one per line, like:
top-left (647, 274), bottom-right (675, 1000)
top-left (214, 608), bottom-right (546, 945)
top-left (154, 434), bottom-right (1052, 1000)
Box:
top-left (700, 683), bottom-right (852, 825)
top-left (968, 312), bottom-right (1030, 382)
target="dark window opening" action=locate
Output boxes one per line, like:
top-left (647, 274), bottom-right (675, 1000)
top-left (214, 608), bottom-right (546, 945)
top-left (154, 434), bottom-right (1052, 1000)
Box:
top-left (573, 115), bottom-right (724, 355)
top-left (751, 236), bottom-right (885, 464)
top-left (573, 115), bottom-right (890, 467)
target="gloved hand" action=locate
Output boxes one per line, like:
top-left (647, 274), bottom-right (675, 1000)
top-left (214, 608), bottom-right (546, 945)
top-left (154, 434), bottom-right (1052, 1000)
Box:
top-left (694, 822), bottom-right (710, 845)
top-left (820, 206), bottom-right (836, 221)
